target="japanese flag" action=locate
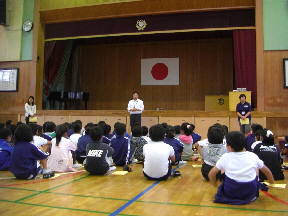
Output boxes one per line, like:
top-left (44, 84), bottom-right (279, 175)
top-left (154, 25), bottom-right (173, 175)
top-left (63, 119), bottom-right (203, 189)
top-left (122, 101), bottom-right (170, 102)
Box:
top-left (141, 58), bottom-right (179, 85)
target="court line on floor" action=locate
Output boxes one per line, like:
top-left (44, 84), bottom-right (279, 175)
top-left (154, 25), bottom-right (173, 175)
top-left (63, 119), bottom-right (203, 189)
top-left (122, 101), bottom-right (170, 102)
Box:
top-left (0, 170), bottom-right (86, 187)
top-left (0, 199), bottom-right (138, 216)
top-left (0, 186), bottom-right (287, 214)
top-left (14, 174), bottom-right (89, 202)
top-left (109, 181), bottom-right (160, 216)
top-left (261, 190), bottom-right (288, 205)
top-left (109, 163), bottom-right (188, 216)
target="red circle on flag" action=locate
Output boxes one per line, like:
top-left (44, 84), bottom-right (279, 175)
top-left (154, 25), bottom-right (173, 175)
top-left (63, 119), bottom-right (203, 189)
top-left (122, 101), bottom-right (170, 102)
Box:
top-left (151, 63), bottom-right (168, 80)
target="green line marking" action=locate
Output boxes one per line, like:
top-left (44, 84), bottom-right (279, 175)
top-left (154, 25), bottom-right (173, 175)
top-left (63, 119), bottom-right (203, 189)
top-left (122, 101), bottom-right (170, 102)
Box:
top-left (49, 191), bottom-right (130, 202)
top-left (0, 199), bottom-right (139, 216)
top-left (1, 185), bottom-right (287, 214)
top-left (0, 186), bottom-right (38, 192)
top-left (14, 174), bottom-right (89, 202)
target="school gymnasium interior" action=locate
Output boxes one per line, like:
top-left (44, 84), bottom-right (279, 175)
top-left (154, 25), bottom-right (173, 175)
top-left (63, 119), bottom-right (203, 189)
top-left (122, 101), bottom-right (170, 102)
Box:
top-left (0, 0), bottom-right (288, 215)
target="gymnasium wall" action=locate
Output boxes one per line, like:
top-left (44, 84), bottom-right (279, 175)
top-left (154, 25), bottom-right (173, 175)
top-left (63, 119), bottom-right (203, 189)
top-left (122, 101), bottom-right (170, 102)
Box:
top-left (263, 0), bottom-right (288, 51)
top-left (0, 0), bottom-right (38, 112)
top-left (0, 0), bottom-right (34, 61)
top-left (78, 38), bottom-right (234, 110)
top-left (0, 0), bottom-right (23, 61)
top-left (262, 0), bottom-right (288, 112)
top-left (0, 61), bottom-right (36, 112)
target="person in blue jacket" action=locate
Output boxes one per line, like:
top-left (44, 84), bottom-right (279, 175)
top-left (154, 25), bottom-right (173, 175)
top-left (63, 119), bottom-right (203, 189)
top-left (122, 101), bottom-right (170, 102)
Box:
top-left (111, 122), bottom-right (131, 166)
top-left (10, 124), bottom-right (53, 179)
top-left (0, 128), bottom-right (13, 170)
top-left (76, 123), bottom-right (93, 164)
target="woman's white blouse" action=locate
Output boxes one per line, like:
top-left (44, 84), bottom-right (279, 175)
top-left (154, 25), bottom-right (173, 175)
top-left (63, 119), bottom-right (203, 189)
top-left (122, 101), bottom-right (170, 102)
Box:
top-left (25, 103), bottom-right (36, 117)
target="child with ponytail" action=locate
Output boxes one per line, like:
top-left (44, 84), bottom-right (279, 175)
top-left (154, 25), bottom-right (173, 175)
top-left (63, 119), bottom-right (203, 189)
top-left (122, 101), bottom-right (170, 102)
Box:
top-left (47, 124), bottom-right (77, 172)
top-left (179, 123), bottom-right (194, 161)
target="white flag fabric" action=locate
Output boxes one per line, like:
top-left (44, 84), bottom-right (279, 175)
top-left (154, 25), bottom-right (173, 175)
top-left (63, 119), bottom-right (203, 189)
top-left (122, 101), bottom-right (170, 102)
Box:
top-left (141, 58), bottom-right (179, 85)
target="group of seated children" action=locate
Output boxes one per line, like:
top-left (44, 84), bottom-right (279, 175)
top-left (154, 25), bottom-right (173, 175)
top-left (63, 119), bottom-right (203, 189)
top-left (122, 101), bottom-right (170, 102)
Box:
top-left (0, 119), bottom-right (286, 206)
top-left (197, 123), bottom-right (285, 205)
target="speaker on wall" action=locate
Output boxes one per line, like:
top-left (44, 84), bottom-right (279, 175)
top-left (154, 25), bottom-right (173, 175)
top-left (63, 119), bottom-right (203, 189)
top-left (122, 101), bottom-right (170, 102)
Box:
top-left (0, 0), bottom-right (6, 25)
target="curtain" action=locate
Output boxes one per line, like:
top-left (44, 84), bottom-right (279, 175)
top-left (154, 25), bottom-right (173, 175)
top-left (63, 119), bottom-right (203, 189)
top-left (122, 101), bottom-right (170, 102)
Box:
top-left (43, 40), bottom-right (74, 109)
top-left (233, 30), bottom-right (256, 107)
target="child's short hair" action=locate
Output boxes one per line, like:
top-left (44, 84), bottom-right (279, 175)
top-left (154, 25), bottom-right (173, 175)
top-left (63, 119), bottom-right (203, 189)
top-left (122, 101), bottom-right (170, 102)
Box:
top-left (84, 123), bottom-right (94, 135)
top-left (64, 122), bottom-right (71, 130)
top-left (103, 124), bottom-right (111, 135)
top-left (98, 121), bottom-right (106, 129)
top-left (222, 125), bottom-right (229, 136)
top-left (161, 123), bottom-right (168, 129)
top-left (72, 121), bottom-right (82, 133)
top-left (180, 123), bottom-right (193, 136)
top-left (43, 121), bottom-right (56, 133)
top-left (243, 125), bottom-right (251, 134)
top-left (226, 131), bottom-right (245, 152)
top-left (166, 125), bottom-right (175, 139)
top-left (114, 122), bottom-right (126, 136)
top-left (149, 124), bottom-right (165, 142)
top-left (0, 128), bottom-right (12, 139)
top-left (261, 129), bottom-right (274, 146)
top-left (141, 126), bottom-right (148, 136)
top-left (74, 120), bottom-right (82, 127)
top-left (255, 129), bottom-right (264, 141)
top-left (251, 124), bottom-right (263, 134)
top-left (29, 123), bottom-right (42, 136)
top-left (207, 125), bottom-right (224, 144)
top-left (14, 124), bottom-right (33, 143)
top-left (132, 126), bottom-right (142, 137)
top-left (174, 125), bottom-right (181, 135)
top-left (90, 126), bottom-right (103, 142)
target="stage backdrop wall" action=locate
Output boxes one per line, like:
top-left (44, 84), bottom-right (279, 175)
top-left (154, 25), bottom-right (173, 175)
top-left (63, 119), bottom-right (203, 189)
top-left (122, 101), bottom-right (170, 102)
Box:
top-left (77, 37), bottom-right (234, 110)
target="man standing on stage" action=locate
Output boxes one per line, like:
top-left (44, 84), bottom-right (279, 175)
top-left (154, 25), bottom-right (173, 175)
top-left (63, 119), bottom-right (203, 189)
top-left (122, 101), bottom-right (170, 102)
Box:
top-left (127, 92), bottom-right (144, 129)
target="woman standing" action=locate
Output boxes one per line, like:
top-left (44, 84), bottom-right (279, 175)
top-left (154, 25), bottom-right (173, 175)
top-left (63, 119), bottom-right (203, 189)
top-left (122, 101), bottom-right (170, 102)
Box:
top-left (25, 96), bottom-right (36, 124)
top-left (236, 94), bottom-right (251, 133)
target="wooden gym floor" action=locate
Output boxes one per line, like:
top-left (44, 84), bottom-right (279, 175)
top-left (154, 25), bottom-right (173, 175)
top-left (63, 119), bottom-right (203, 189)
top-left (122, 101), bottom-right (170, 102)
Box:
top-left (0, 162), bottom-right (287, 216)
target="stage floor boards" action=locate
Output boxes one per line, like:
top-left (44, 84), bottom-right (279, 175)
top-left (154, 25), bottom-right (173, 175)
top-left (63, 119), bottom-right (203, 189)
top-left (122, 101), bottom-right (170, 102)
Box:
top-left (0, 163), bottom-right (287, 216)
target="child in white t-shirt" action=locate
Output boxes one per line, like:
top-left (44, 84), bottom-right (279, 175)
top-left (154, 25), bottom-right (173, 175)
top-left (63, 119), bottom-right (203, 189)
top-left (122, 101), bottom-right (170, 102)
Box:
top-left (48, 124), bottom-right (77, 172)
top-left (209, 131), bottom-right (274, 205)
top-left (143, 124), bottom-right (175, 181)
top-left (29, 124), bottom-right (51, 152)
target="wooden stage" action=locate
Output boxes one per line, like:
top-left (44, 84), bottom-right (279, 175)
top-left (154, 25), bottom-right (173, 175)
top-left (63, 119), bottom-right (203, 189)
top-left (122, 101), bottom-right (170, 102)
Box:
top-left (0, 162), bottom-right (287, 216)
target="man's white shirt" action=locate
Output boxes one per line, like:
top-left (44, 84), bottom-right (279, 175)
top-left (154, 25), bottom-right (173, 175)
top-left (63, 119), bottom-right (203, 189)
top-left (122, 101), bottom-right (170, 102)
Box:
top-left (127, 99), bottom-right (144, 114)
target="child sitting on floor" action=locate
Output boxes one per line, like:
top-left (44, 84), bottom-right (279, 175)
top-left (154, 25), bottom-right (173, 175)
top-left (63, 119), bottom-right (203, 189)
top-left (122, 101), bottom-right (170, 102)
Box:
top-left (190, 124), bottom-right (202, 144)
top-left (48, 124), bottom-right (77, 172)
top-left (76, 123), bottom-right (94, 164)
top-left (110, 122), bottom-right (131, 166)
top-left (143, 124), bottom-right (175, 181)
top-left (245, 124), bottom-right (263, 152)
top-left (253, 129), bottom-right (284, 181)
top-left (201, 125), bottom-right (226, 181)
top-left (130, 126), bottom-right (147, 162)
top-left (10, 124), bottom-right (53, 179)
top-left (69, 121), bottom-right (82, 147)
top-left (0, 128), bottom-right (13, 170)
top-left (30, 124), bottom-right (51, 152)
top-left (84, 126), bottom-right (115, 175)
top-left (42, 121), bottom-right (56, 141)
top-left (208, 131), bottom-right (274, 205)
top-left (179, 123), bottom-right (193, 161)
top-left (141, 126), bottom-right (151, 143)
top-left (164, 125), bottom-right (183, 164)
